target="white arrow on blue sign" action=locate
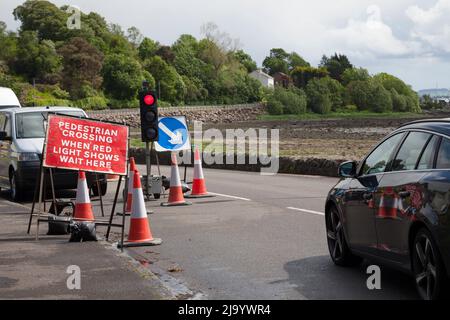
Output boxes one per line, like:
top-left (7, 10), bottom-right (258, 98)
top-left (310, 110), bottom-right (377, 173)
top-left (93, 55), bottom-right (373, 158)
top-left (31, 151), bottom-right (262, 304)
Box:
top-left (155, 116), bottom-right (191, 152)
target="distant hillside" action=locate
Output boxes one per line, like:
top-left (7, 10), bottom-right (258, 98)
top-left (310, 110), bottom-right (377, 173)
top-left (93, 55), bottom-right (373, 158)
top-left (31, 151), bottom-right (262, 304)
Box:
top-left (418, 88), bottom-right (450, 97)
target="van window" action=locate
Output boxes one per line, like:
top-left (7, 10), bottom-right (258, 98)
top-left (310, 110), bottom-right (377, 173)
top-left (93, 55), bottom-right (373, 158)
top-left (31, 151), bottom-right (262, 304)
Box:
top-left (436, 138), bottom-right (450, 169)
top-left (391, 132), bottom-right (431, 171)
top-left (16, 111), bottom-right (85, 139)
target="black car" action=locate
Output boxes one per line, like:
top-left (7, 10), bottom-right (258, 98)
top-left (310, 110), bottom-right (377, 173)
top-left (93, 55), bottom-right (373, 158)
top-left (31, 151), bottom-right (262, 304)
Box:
top-left (325, 119), bottom-right (450, 300)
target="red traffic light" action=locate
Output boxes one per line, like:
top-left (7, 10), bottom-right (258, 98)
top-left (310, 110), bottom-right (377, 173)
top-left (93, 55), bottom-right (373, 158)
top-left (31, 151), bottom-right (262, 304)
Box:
top-left (143, 94), bottom-right (155, 106)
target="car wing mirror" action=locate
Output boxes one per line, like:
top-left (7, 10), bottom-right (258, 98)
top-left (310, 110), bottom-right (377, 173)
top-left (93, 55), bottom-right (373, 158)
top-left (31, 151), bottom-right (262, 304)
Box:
top-left (338, 161), bottom-right (357, 178)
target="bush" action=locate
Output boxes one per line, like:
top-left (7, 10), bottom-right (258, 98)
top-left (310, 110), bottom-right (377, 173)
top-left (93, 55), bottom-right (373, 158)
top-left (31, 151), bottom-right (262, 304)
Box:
top-left (267, 99), bottom-right (284, 115)
top-left (336, 104), bottom-right (358, 112)
top-left (107, 98), bottom-right (139, 109)
top-left (305, 78), bottom-right (333, 114)
top-left (70, 96), bottom-right (109, 110)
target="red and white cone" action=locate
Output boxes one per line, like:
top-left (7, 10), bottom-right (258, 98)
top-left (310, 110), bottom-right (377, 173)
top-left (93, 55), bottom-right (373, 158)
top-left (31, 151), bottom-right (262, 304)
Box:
top-left (118, 158), bottom-right (152, 216)
top-left (122, 169), bottom-right (161, 247)
top-left (186, 146), bottom-right (213, 198)
top-left (74, 171), bottom-right (95, 221)
top-left (161, 153), bottom-right (191, 207)
top-left (126, 157), bottom-right (137, 213)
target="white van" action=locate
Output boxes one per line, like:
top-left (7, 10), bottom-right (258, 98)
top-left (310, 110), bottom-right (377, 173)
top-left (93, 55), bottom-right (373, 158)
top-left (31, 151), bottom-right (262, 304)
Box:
top-left (0, 106), bottom-right (107, 200)
top-left (0, 87), bottom-right (21, 109)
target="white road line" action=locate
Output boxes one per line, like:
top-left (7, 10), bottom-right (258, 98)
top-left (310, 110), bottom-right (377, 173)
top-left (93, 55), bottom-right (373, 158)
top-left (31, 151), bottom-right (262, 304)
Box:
top-left (286, 207), bottom-right (325, 216)
top-left (208, 192), bottom-right (251, 201)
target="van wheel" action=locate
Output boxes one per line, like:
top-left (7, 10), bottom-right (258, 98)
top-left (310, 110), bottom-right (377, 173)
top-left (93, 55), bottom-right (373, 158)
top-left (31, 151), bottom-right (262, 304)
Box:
top-left (9, 170), bottom-right (22, 201)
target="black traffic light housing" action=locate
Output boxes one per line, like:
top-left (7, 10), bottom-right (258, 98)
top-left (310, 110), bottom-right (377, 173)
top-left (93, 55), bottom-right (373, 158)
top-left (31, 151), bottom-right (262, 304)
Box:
top-left (139, 85), bottom-right (158, 142)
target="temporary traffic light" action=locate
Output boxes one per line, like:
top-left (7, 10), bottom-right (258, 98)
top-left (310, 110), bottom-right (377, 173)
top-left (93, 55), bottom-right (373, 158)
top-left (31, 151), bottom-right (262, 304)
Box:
top-left (139, 89), bottom-right (158, 142)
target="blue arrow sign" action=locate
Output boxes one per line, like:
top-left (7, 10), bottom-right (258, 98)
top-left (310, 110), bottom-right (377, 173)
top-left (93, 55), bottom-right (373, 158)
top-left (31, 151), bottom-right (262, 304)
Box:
top-left (155, 116), bottom-right (191, 152)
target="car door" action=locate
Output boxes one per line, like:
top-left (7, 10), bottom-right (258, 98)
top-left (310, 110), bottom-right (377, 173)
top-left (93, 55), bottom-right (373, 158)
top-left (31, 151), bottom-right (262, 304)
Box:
top-left (374, 131), bottom-right (436, 265)
top-left (343, 132), bottom-right (405, 254)
top-left (0, 112), bottom-right (10, 186)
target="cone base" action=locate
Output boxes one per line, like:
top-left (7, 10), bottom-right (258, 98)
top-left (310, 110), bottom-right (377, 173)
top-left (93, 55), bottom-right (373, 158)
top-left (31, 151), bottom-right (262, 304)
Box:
top-left (185, 193), bottom-right (214, 199)
top-left (161, 201), bottom-right (192, 207)
top-left (118, 238), bottom-right (162, 248)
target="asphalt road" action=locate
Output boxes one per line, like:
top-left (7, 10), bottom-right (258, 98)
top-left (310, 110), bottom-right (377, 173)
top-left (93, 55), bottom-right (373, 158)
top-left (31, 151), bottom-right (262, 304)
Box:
top-left (12, 166), bottom-right (419, 300)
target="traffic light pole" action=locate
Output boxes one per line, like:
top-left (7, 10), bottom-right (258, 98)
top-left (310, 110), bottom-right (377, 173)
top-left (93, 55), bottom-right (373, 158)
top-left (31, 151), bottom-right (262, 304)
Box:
top-left (145, 141), bottom-right (151, 197)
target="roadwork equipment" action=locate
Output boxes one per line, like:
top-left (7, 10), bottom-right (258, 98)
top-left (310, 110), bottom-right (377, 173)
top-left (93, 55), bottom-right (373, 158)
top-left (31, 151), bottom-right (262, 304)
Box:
top-left (186, 146), bottom-right (213, 198)
top-left (74, 171), bottom-right (95, 221)
top-left (161, 153), bottom-right (192, 207)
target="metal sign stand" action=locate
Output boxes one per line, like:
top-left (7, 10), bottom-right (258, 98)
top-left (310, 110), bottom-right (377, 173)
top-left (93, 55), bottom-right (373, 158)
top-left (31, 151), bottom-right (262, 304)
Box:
top-left (27, 121), bottom-right (128, 251)
top-left (144, 141), bottom-right (163, 200)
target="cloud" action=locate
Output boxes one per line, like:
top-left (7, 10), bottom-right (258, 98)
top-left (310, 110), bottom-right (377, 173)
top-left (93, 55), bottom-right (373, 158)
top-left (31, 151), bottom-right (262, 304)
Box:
top-left (329, 5), bottom-right (419, 59)
top-left (406, 0), bottom-right (450, 54)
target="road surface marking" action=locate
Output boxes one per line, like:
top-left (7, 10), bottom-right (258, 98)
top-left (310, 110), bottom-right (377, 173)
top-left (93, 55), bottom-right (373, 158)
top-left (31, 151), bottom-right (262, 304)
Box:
top-left (208, 192), bottom-right (251, 201)
top-left (287, 207), bottom-right (325, 216)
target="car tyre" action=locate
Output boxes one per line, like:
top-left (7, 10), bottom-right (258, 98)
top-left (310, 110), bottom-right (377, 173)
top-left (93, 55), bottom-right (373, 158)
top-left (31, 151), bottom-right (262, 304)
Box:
top-left (412, 228), bottom-right (448, 300)
top-left (326, 205), bottom-right (362, 267)
top-left (9, 170), bottom-right (23, 202)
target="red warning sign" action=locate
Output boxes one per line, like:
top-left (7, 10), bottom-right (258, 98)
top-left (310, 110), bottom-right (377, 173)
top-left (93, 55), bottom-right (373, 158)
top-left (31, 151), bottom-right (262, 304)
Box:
top-left (43, 114), bottom-right (129, 175)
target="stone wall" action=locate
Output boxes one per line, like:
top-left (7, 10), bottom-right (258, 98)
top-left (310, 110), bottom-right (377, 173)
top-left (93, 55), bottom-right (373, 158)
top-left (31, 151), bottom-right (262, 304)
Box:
top-left (129, 147), bottom-right (343, 177)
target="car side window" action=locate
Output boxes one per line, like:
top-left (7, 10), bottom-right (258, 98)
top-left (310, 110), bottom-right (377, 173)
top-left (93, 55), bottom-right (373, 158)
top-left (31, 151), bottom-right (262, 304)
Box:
top-left (362, 133), bottom-right (404, 175)
top-left (436, 138), bottom-right (450, 169)
top-left (391, 132), bottom-right (431, 171)
top-left (417, 135), bottom-right (439, 170)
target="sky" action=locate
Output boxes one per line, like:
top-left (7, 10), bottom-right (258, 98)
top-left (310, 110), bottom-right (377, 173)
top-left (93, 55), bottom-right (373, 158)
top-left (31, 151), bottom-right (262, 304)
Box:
top-left (1, 0), bottom-right (450, 90)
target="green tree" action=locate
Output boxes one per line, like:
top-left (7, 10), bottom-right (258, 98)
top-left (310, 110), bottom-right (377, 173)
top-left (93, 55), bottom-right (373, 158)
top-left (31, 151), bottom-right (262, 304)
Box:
top-left (233, 50), bottom-right (257, 73)
top-left (305, 78), bottom-right (333, 114)
top-left (291, 66), bottom-right (328, 88)
top-left (145, 56), bottom-right (185, 104)
top-left (319, 53), bottom-right (353, 82)
top-left (58, 37), bottom-right (104, 99)
top-left (319, 77), bottom-right (345, 111)
top-left (342, 67), bottom-right (370, 85)
top-left (102, 54), bottom-right (146, 100)
top-left (14, 31), bottom-right (61, 82)
top-left (390, 88), bottom-right (407, 112)
top-left (0, 22), bottom-right (17, 67)
top-left (13, 0), bottom-right (69, 41)
top-left (262, 48), bottom-right (289, 75)
top-left (138, 37), bottom-right (158, 61)
top-left (288, 52), bottom-right (310, 69)
top-left (373, 72), bottom-right (420, 112)
top-left (346, 79), bottom-right (393, 113)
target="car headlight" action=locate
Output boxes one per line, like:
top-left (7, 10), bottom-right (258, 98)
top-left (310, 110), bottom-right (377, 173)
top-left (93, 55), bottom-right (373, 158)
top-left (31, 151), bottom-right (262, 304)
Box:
top-left (18, 152), bottom-right (40, 161)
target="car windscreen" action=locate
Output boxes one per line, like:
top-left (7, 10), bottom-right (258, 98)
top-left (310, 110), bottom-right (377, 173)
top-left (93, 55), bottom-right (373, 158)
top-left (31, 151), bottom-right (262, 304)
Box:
top-left (16, 111), bottom-right (85, 139)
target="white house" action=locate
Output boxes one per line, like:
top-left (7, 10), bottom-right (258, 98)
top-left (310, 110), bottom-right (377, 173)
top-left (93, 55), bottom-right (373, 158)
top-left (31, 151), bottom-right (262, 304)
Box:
top-left (249, 69), bottom-right (274, 89)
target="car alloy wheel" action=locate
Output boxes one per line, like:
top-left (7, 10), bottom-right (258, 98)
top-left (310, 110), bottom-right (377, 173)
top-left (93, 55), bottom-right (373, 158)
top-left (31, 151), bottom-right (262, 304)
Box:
top-left (327, 207), bottom-right (345, 261)
top-left (412, 230), bottom-right (442, 300)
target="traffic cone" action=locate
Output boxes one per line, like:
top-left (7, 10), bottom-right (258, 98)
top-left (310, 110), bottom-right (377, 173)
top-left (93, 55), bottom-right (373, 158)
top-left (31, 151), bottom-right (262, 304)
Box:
top-left (186, 146), bottom-right (213, 198)
top-left (161, 153), bottom-right (191, 207)
top-left (118, 158), bottom-right (152, 216)
top-left (121, 169), bottom-right (161, 248)
top-left (126, 157), bottom-right (137, 213)
top-left (74, 171), bottom-right (95, 221)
